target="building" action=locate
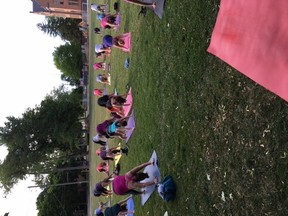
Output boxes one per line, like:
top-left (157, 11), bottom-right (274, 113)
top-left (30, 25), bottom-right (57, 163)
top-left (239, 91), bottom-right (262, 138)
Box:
top-left (31, 0), bottom-right (88, 19)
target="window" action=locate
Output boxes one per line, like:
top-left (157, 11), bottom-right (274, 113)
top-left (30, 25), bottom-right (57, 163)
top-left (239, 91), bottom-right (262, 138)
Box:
top-left (68, 0), bottom-right (79, 6)
top-left (54, 0), bottom-right (64, 5)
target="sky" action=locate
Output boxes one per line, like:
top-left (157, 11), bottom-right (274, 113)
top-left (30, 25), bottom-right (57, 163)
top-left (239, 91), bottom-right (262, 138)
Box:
top-left (0, 1), bottom-right (66, 215)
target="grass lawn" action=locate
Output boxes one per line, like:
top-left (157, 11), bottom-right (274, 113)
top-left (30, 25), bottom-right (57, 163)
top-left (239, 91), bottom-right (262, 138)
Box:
top-left (87, 0), bottom-right (288, 215)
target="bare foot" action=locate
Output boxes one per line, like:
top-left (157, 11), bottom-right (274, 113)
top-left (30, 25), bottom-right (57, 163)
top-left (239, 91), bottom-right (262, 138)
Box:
top-left (153, 176), bottom-right (158, 184)
top-left (151, 2), bottom-right (156, 9)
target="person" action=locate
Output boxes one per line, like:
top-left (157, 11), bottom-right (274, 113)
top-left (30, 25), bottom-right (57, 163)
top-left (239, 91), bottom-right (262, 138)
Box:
top-left (94, 201), bottom-right (109, 216)
top-left (96, 145), bottom-right (128, 161)
top-left (103, 34), bottom-right (128, 50)
top-left (94, 174), bottom-right (114, 197)
top-left (95, 44), bottom-right (111, 55)
top-left (96, 117), bottom-right (130, 140)
top-left (123, 0), bottom-right (156, 9)
top-left (103, 195), bottom-right (134, 216)
top-left (91, 3), bottom-right (106, 13)
top-left (100, 14), bottom-right (119, 29)
top-left (92, 134), bottom-right (107, 146)
top-left (94, 88), bottom-right (105, 96)
top-left (97, 94), bottom-right (127, 109)
top-left (97, 162), bottom-right (121, 175)
top-left (96, 74), bottom-right (111, 85)
top-left (96, 13), bottom-right (106, 21)
top-left (97, 162), bottom-right (109, 173)
top-left (97, 95), bottom-right (128, 117)
top-left (93, 62), bottom-right (106, 70)
top-left (105, 116), bottom-right (131, 138)
top-left (112, 160), bottom-right (158, 195)
top-left (94, 27), bottom-right (102, 35)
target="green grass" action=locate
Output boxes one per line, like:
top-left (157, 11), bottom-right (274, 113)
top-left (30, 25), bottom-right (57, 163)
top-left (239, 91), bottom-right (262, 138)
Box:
top-left (88, 0), bottom-right (288, 215)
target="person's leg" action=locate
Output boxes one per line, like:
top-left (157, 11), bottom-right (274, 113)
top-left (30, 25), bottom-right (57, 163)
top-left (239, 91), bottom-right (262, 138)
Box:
top-left (114, 131), bottom-right (127, 140)
top-left (127, 189), bottom-right (143, 195)
top-left (129, 179), bottom-right (156, 189)
top-left (127, 161), bottom-right (153, 176)
top-left (110, 149), bottom-right (121, 154)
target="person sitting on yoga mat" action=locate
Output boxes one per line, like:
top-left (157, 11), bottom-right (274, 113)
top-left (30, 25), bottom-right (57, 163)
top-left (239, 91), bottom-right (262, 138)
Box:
top-left (101, 13), bottom-right (120, 29)
top-left (94, 174), bottom-right (114, 197)
top-left (96, 195), bottom-right (134, 216)
top-left (97, 162), bottom-right (121, 176)
top-left (112, 160), bottom-right (158, 195)
top-left (103, 34), bottom-right (130, 50)
top-left (94, 201), bottom-right (108, 216)
top-left (96, 117), bottom-right (128, 139)
top-left (96, 74), bottom-right (111, 85)
top-left (93, 62), bottom-right (106, 71)
top-left (98, 94), bottom-right (128, 109)
top-left (96, 145), bottom-right (129, 161)
top-left (95, 44), bottom-right (111, 56)
top-left (91, 3), bottom-right (106, 13)
top-left (94, 88), bottom-right (105, 96)
top-left (123, 0), bottom-right (156, 9)
top-left (94, 27), bottom-right (102, 35)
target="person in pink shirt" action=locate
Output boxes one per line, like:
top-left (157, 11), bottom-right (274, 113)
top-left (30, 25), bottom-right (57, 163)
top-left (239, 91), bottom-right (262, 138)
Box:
top-left (112, 160), bottom-right (158, 195)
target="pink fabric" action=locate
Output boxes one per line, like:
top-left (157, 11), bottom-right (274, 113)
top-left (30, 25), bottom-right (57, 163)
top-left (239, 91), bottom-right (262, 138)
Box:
top-left (207, 0), bottom-right (288, 102)
top-left (100, 16), bottom-right (108, 28)
top-left (93, 63), bottom-right (102, 70)
top-left (113, 175), bottom-right (129, 195)
top-left (123, 87), bottom-right (133, 116)
top-left (118, 32), bottom-right (131, 52)
top-left (94, 89), bottom-right (103, 96)
top-left (125, 110), bottom-right (135, 143)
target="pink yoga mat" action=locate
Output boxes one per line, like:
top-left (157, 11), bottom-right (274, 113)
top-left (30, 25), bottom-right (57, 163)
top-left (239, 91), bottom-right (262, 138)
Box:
top-left (123, 87), bottom-right (133, 116)
top-left (125, 110), bottom-right (135, 143)
top-left (119, 32), bottom-right (131, 52)
top-left (207, 0), bottom-right (288, 102)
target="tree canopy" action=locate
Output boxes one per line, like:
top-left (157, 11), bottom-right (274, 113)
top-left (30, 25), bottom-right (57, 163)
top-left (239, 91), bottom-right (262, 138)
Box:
top-left (53, 43), bottom-right (82, 84)
top-left (37, 17), bottom-right (82, 44)
top-left (0, 86), bottom-right (84, 193)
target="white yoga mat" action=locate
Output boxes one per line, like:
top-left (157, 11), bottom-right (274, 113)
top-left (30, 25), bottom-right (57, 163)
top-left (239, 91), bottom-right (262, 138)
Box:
top-left (140, 150), bottom-right (161, 206)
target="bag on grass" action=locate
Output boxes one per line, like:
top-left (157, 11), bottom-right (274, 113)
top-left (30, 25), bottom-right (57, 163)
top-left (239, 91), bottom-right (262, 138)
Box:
top-left (157, 175), bottom-right (176, 202)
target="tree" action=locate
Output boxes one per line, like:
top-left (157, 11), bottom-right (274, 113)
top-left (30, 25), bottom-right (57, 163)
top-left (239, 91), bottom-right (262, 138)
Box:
top-left (53, 43), bottom-right (82, 84)
top-left (37, 17), bottom-right (82, 44)
top-left (36, 160), bottom-right (88, 216)
top-left (0, 86), bottom-right (84, 193)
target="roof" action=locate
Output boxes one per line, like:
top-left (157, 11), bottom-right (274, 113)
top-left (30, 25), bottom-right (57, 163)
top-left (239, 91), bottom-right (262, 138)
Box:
top-left (30, 0), bottom-right (49, 13)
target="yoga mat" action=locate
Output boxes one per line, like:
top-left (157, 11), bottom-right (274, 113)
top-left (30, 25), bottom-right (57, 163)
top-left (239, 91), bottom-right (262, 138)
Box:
top-left (123, 87), bottom-right (133, 116)
top-left (140, 150), bottom-right (161, 206)
top-left (127, 197), bottom-right (135, 216)
top-left (142, 0), bottom-right (165, 19)
top-left (115, 13), bottom-right (121, 31)
top-left (119, 32), bottom-right (131, 52)
top-left (207, 0), bottom-right (288, 102)
top-left (125, 110), bottom-right (135, 143)
top-left (114, 146), bottom-right (122, 165)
